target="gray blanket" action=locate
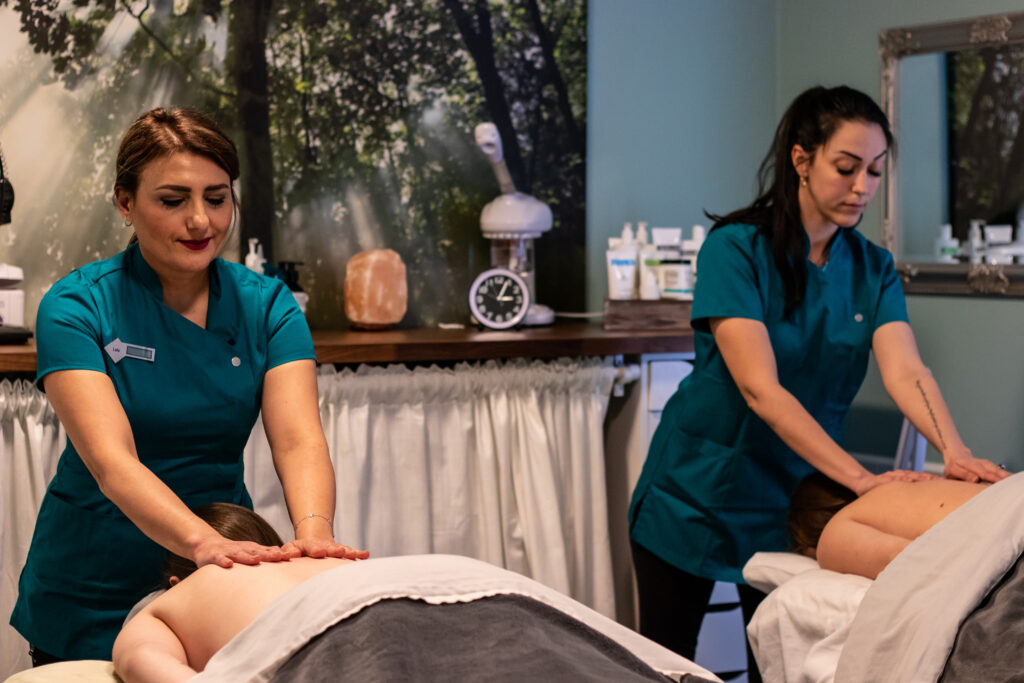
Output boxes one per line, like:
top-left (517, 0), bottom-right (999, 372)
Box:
top-left (940, 550), bottom-right (1024, 681)
top-left (271, 594), bottom-right (711, 682)
top-left (195, 554), bottom-right (720, 682)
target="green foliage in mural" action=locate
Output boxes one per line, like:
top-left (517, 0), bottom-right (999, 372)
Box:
top-left (0, 0), bottom-right (586, 328)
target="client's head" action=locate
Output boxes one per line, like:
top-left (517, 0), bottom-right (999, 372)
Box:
top-left (788, 472), bottom-right (856, 558)
top-left (161, 502), bottom-right (283, 587)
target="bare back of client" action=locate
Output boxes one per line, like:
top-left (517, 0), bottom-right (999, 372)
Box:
top-left (114, 557), bottom-right (352, 681)
top-left (817, 479), bottom-right (987, 579)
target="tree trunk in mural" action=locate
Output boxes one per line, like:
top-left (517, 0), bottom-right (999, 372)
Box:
top-left (525, 0), bottom-right (583, 156)
top-left (442, 0), bottom-right (528, 192)
top-left (229, 0), bottom-right (276, 262)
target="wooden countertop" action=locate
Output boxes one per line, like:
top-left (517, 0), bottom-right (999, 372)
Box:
top-left (313, 322), bottom-right (694, 364)
top-left (0, 322), bottom-right (694, 372)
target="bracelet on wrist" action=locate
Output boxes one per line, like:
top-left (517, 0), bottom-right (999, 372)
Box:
top-left (294, 513), bottom-right (333, 530)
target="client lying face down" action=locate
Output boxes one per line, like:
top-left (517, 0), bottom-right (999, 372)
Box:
top-left (113, 504), bottom-right (356, 683)
top-left (788, 473), bottom-right (988, 580)
top-left (114, 505), bottom-right (687, 683)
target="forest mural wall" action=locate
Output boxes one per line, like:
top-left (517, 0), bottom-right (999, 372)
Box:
top-left (0, 0), bottom-right (586, 329)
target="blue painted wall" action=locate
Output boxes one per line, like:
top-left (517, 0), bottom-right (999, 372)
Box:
top-left (589, 0), bottom-right (1024, 468)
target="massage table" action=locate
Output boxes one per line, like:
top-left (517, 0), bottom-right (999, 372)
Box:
top-left (4, 555), bottom-right (721, 683)
top-left (744, 471), bottom-right (1024, 683)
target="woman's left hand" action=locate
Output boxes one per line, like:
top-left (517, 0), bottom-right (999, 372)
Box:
top-left (944, 448), bottom-right (1010, 483)
top-left (282, 537), bottom-right (370, 560)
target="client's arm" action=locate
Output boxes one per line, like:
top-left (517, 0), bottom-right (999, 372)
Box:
top-left (112, 609), bottom-right (196, 683)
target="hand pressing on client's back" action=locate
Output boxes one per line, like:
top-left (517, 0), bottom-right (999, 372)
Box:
top-left (192, 535), bottom-right (293, 569)
top-left (851, 469), bottom-right (939, 496)
top-left (283, 537), bottom-right (369, 560)
top-left (942, 447), bottom-right (1009, 484)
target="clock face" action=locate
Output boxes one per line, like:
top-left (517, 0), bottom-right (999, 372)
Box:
top-left (469, 268), bottom-right (531, 329)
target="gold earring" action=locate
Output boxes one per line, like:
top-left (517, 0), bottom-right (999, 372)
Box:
top-left (800, 177), bottom-right (808, 188)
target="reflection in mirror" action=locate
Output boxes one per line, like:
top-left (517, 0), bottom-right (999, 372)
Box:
top-left (881, 12), bottom-right (1024, 296)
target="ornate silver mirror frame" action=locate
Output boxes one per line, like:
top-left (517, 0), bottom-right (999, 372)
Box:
top-left (880, 12), bottom-right (1024, 296)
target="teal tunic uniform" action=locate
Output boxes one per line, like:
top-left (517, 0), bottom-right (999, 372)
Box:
top-left (10, 243), bottom-right (314, 659)
top-left (629, 223), bottom-right (908, 584)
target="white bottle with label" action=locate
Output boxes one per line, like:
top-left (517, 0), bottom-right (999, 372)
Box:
top-left (934, 224), bottom-right (959, 263)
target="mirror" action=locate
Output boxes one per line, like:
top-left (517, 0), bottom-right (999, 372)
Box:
top-left (880, 12), bottom-right (1024, 296)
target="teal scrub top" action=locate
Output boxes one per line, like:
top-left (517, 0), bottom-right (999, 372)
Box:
top-left (628, 223), bottom-right (908, 584)
top-left (11, 244), bottom-right (314, 659)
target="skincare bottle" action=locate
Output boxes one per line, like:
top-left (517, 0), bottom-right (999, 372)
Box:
top-left (639, 243), bottom-right (661, 299)
top-left (657, 257), bottom-right (694, 301)
top-left (934, 224), bottom-right (959, 263)
top-left (246, 238), bottom-right (267, 274)
top-left (968, 220), bottom-right (986, 264)
top-left (683, 224), bottom-right (706, 279)
top-left (607, 236), bottom-right (638, 300)
top-left (636, 221), bottom-right (649, 248)
top-left (651, 227), bottom-right (683, 255)
top-left (621, 222), bottom-right (634, 246)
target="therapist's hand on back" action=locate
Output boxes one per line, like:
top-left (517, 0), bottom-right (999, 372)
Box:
top-left (853, 469), bottom-right (939, 496)
top-left (943, 447), bottom-right (1010, 484)
top-left (282, 537), bottom-right (369, 560)
top-left (192, 535), bottom-right (293, 569)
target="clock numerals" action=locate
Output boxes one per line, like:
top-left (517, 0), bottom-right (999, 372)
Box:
top-left (469, 269), bottom-right (531, 330)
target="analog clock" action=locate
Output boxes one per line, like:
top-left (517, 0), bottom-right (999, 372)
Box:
top-left (468, 268), bottom-right (531, 330)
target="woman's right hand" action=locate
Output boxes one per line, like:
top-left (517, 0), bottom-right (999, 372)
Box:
top-left (192, 536), bottom-right (298, 569)
top-left (852, 469), bottom-right (939, 496)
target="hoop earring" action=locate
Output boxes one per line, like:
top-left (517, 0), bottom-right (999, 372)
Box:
top-left (124, 218), bottom-right (133, 228)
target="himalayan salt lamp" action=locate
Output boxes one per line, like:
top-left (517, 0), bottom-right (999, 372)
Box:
top-left (344, 249), bottom-right (407, 329)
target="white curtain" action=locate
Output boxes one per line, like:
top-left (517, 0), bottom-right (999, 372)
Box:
top-left (0, 380), bottom-right (64, 678)
top-left (0, 357), bottom-right (620, 677)
top-left (245, 357), bottom-right (619, 618)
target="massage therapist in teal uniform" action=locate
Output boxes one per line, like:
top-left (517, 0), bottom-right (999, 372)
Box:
top-left (627, 86), bottom-right (1008, 677)
top-left (11, 108), bottom-right (367, 665)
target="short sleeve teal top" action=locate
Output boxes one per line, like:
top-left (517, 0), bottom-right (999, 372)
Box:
top-left (10, 243), bottom-right (314, 659)
top-left (628, 223), bottom-right (907, 584)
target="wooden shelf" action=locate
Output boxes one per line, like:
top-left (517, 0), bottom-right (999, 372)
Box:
top-left (0, 322), bottom-right (694, 372)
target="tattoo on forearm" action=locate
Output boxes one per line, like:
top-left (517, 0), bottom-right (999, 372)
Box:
top-left (916, 379), bottom-right (947, 451)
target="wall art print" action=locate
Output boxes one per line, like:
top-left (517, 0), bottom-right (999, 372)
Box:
top-left (0, 0), bottom-right (586, 329)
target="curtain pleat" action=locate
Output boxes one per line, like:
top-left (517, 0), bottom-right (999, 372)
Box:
top-left (0, 380), bottom-right (64, 677)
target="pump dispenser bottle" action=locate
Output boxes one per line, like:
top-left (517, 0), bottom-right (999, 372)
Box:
top-left (245, 238), bottom-right (266, 273)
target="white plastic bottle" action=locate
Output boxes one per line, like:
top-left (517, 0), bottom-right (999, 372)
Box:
top-left (934, 224), bottom-right (959, 263)
top-left (968, 220), bottom-right (986, 264)
top-left (620, 223), bottom-right (638, 298)
top-left (245, 238), bottom-right (266, 273)
top-left (636, 221), bottom-right (649, 248)
top-left (679, 224), bottom-right (706, 285)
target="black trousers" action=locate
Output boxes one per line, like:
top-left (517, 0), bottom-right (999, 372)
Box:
top-left (30, 645), bottom-right (62, 667)
top-left (631, 542), bottom-right (764, 682)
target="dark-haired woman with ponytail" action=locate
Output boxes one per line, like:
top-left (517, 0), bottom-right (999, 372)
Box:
top-left (627, 85), bottom-right (1007, 676)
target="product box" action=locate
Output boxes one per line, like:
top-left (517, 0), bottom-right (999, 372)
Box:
top-left (603, 298), bottom-right (691, 331)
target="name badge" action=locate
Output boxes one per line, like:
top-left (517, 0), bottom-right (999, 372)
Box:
top-left (105, 338), bottom-right (156, 364)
